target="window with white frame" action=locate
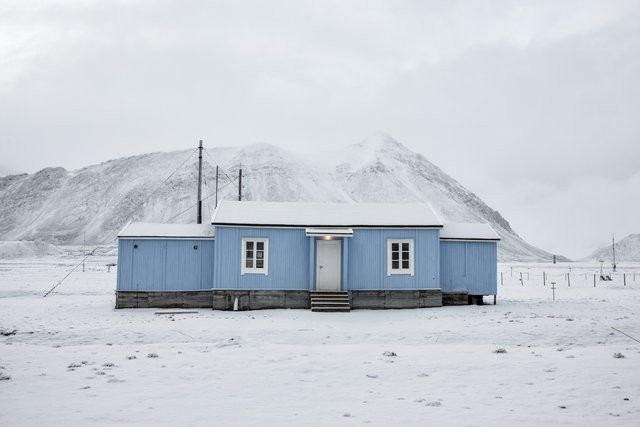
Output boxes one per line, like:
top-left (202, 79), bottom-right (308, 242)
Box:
top-left (241, 238), bottom-right (269, 275)
top-left (387, 239), bottom-right (414, 275)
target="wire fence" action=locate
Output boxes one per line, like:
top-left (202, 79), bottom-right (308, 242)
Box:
top-left (498, 264), bottom-right (640, 288)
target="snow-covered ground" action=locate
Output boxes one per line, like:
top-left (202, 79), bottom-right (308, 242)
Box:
top-left (1, 255), bottom-right (639, 426)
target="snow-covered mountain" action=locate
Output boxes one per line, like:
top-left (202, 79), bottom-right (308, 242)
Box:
top-left (585, 234), bottom-right (640, 262)
top-left (0, 134), bottom-right (555, 261)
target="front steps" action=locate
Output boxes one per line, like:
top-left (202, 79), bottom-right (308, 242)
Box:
top-left (310, 291), bottom-right (351, 312)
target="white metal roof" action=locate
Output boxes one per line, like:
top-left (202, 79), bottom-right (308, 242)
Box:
top-left (117, 222), bottom-right (215, 239)
top-left (440, 223), bottom-right (500, 241)
top-left (213, 201), bottom-right (443, 227)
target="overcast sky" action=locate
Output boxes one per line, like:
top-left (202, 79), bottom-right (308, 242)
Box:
top-left (1, 0), bottom-right (638, 259)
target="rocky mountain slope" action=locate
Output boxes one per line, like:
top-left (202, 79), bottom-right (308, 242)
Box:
top-left (0, 134), bottom-right (554, 261)
top-left (585, 234), bottom-right (640, 262)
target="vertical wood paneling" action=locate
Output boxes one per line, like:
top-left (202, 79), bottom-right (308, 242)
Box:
top-left (166, 240), bottom-right (201, 291)
top-left (200, 240), bottom-right (215, 289)
top-left (440, 241), bottom-right (497, 295)
top-left (213, 227), bottom-right (310, 290)
top-left (117, 238), bottom-right (215, 291)
top-left (131, 239), bottom-right (166, 291)
top-left (346, 228), bottom-right (440, 290)
top-left (116, 239), bottom-right (134, 290)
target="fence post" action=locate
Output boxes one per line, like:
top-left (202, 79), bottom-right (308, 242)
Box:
top-left (593, 274), bottom-right (596, 287)
top-left (519, 272), bottom-right (523, 286)
top-left (501, 272), bottom-right (504, 286)
top-left (543, 272), bottom-right (546, 286)
top-left (567, 274), bottom-right (570, 287)
top-left (624, 273), bottom-right (626, 286)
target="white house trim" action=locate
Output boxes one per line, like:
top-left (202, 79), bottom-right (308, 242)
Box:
top-left (387, 239), bottom-right (414, 276)
top-left (241, 238), bottom-right (269, 275)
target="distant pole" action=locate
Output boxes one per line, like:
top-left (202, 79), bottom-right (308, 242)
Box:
top-left (238, 168), bottom-right (243, 201)
top-left (500, 272), bottom-right (503, 286)
top-left (215, 165), bottom-right (219, 208)
top-left (593, 274), bottom-right (596, 287)
top-left (600, 261), bottom-right (604, 277)
top-left (624, 273), bottom-right (626, 286)
top-left (197, 140), bottom-right (203, 224)
top-left (612, 234), bottom-right (617, 272)
top-left (567, 273), bottom-right (570, 287)
top-left (543, 272), bottom-right (546, 286)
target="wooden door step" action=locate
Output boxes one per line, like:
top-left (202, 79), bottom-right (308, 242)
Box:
top-left (310, 291), bottom-right (350, 312)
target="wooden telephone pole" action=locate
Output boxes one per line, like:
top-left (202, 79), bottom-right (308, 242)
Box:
top-left (197, 140), bottom-right (203, 224)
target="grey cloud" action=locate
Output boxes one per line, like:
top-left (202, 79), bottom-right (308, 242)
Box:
top-left (0, 0), bottom-right (638, 258)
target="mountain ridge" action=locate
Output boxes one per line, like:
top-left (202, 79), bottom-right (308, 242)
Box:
top-left (585, 234), bottom-right (640, 262)
top-left (0, 134), bottom-right (556, 261)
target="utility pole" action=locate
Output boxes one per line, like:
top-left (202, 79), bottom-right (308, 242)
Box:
top-left (612, 234), bottom-right (617, 272)
top-left (197, 140), bottom-right (203, 224)
top-left (238, 167), bottom-right (242, 201)
top-left (215, 165), bottom-right (219, 208)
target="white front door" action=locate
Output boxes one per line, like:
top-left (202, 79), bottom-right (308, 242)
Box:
top-left (316, 240), bottom-right (341, 291)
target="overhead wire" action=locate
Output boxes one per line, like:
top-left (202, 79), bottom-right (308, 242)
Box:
top-left (163, 178), bottom-right (239, 223)
top-left (43, 148), bottom-right (199, 297)
top-left (203, 147), bottom-right (235, 184)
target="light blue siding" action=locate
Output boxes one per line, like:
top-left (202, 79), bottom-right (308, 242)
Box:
top-left (213, 227), bottom-right (310, 290)
top-left (116, 239), bottom-right (135, 290)
top-left (117, 239), bottom-right (215, 291)
top-left (131, 239), bottom-right (166, 290)
top-left (440, 241), bottom-right (497, 295)
top-left (345, 229), bottom-right (440, 290)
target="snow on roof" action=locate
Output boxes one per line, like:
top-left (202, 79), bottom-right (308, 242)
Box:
top-left (440, 223), bottom-right (500, 241)
top-left (213, 201), bottom-right (443, 227)
top-left (117, 222), bottom-right (215, 239)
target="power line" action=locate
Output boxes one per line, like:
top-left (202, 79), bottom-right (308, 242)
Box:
top-left (163, 178), bottom-right (238, 223)
top-left (44, 148), bottom-right (199, 297)
top-left (203, 147), bottom-right (235, 184)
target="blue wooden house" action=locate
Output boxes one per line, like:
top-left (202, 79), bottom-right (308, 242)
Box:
top-left (115, 201), bottom-right (499, 310)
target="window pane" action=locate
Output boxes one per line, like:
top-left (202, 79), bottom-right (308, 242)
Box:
top-left (257, 241), bottom-right (264, 250)
top-left (246, 241), bottom-right (254, 250)
top-left (245, 259), bottom-right (253, 268)
top-left (256, 250), bottom-right (263, 260)
top-left (392, 252), bottom-right (399, 260)
top-left (392, 260), bottom-right (399, 269)
top-left (402, 242), bottom-right (409, 251)
top-left (402, 260), bottom-right (409, 269)
top-left (402, 250), bottom-right (409, 260)
top-left (392, 243), bottom-right (399, 251)
top-left (246, 250), bottom-right (253, 260)
top-left (256, 259), bottom-right (264, 269)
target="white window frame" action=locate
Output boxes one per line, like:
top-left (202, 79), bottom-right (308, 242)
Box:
top-left (241, 238), bottom-right (269, 275)
top-left (387, 239), bottom-right (414, 276)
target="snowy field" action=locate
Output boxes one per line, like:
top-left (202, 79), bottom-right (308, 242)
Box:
top-left (1, 254), bottom-right (639, 426)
